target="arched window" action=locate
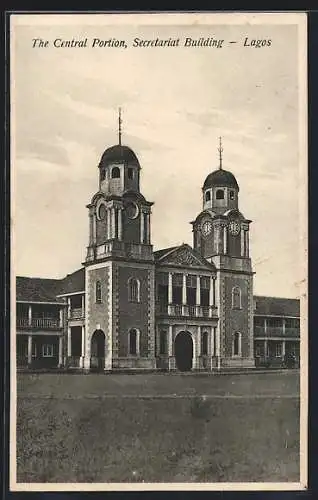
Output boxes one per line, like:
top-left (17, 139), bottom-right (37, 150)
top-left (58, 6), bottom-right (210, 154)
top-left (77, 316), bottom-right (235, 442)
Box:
top-left (233, 332), bottom-right (241, 356)
top-left (159, 330), bottom-right (167, 355)
top-left (216, 189), bottom-right (224, 200)
top-left (111, 166), bottom-right (120, 179)
top-left (95, 281), bottom-right (102, 303)
top-left (201, 331), bottom-right (209, 355)
top-left (229, 190), bottom-right (235, 200)
top-left (128, 278), bottom-right (140, 303)
top-left (100, 168), bottom-right (106, 181)
top-left (129, 328), bottom-right (139, 355)
top-left (205, 191), bottom-right (211, 202)
top-left (232, 286), bottom-right (241, 309)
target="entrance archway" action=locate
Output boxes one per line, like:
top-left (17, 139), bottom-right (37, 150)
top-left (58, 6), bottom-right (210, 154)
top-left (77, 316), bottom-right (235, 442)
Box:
top-left (174, 331), bottom-right (193, 371)
top-left (91, 329), bottom-right (105, 371)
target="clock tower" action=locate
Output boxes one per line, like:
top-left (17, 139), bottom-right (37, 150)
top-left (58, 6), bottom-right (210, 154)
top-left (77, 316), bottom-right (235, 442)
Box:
top-left (192, 139), bottom-right (255, 369)
top-left (83, 110), bottom-right (156, 372)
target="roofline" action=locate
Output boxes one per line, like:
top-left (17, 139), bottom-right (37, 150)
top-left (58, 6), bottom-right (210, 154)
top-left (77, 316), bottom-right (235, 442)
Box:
top-left (17, 300), bottom-right (66, 306)
top-left (254, 295), bottom-right (300, 301)
top-left (253, 313), bottom-right (300, 319)
top-left (57, 290), bottom-right (85, 297)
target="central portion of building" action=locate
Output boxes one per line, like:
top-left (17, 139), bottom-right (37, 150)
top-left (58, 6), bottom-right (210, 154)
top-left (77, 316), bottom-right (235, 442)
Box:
top-left (79, 136), bottom-right (255, 371)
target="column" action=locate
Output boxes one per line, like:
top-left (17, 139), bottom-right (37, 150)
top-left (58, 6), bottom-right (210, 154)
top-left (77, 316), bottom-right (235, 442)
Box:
top-left (89, 211), bottom-right (94, 245)
top-left (27, 335), bottom-right (32, 365)
top-left (80, 325), bottom-right (85, 367)
top-left (264, 318), bottom-right (267, 334)
top-left (215, 225), bottom-right (220, 254)
top-left (67, 297), bottom-right (71, 319)
top-left (67, 327), bottom-right (72, 357)
top-left (245, 231), bottom-right (249, 257)
top-left (107, 208), bottom-right (111, 239)
top-left (28, 305), bottom-right (32, 327)
top-left (58, 337), bottom-right (63, 367)
top-left (59, 308), bottom-right (63, 328)
top-left (92, 210), bottom-right (96, 244)
top-left (241, 230), bottom-right (245, 257)
top-left (282, 318), bottom-right (286, 336)
top-left (182, 274), bottom-right (187, 315)
top-left (264, 339), bottom-right (268, 359)
top-left (147, 214), bottom-right (151, 244)
top-left (282, 340), bottom-right (286, 358)
top-left (111, 207), bottom-right (116, 239)
top-left (197, 326), bottom-right (201, 369)
top-left (140, 210), bottom-right (144, 243)
top-left (223, 225), bottom-right (227, 254)
top-left (118, 207), bottom-right (122, 240)
top-left (217, 326), bottom-right (221, 370)
top-left (209, 277), bottom-right (214, 316)
top-left (196, 276), bottom-right (201, 315)
top-left (168, 325), bottom-right (173, 357)
top-left (168, 272), bottom-right (173, 303)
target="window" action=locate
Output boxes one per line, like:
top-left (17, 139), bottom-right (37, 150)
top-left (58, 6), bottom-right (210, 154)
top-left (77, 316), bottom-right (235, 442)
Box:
top-left (128, 167), bottom-right (133, 180)
top-left (201, 331), bottom-right (208, 355)
top-left (32, 343), bottom-right (37, 358)
top-left (205, 191), bottom-right (211, 202)
top-left (232, 286), bottom-right (241, 309)
top-left (111, 166), bottom-right (120, 179)
top-left (233, 332), bottom-right (241, 356)
top-left (42, 344), bottom-right (54, 357)
top-left (129, 328), bottom-right (139, 355)
top-left (229, 190), bottom-right (235, 200)
top-left (216, 189), bottom-right (224, 200)
top-left (128, 278), bottom-right (140, 303)
top-left (275, 343), bottom-right (282, 357)
top-left (159, 330), bottom-right (167, 355)
top-left (100, 168), bottom-right (106, 181)
top-left (95, 281), bottom-right (102, 303)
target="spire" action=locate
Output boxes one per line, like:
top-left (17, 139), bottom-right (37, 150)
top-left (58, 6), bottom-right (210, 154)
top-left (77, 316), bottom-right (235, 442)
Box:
top-left (118, 107), bottom-right (122, 146)
top-left (218, 136), bottom-right (223, 170)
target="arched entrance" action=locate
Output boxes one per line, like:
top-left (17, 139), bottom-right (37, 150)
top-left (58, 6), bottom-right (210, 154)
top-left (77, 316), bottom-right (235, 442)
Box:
top-left (91, 329), bottom-right (105, 371)
top-left (174, 331), bottom-right (193, 372)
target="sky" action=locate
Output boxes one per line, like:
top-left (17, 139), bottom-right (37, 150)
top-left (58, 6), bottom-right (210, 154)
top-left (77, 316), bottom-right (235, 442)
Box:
top-left (11, 13), bottom-right (306, 298)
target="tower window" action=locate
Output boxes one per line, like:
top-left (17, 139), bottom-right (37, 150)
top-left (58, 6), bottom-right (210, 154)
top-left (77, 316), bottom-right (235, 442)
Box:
top-left (128, 167), bottom-right (133, 180)
top-left (233, 332), bottom-right (241, 356)
top-left (216, 189), bottom-right (224, 200)
top-left (201, 331), bottom-right (209, 355)
top-left (129, 328), bottom-right (139, 355)
top-left (95, 281), bottom-right (102, 304)
top-left (128, 278), bottom-right (140, 303)
top-left (100, 169), bottom-right (106, 181)
top-left (232, 286), bottom-right (241, 309)
top-left (111, 167), bottom-right (120, 179)
top-left (205, 191), bottom-right (211, 202)
top-left (229, 190), bottom-right (235, 200)
top-left (159, 330), bottom-right (167, 355)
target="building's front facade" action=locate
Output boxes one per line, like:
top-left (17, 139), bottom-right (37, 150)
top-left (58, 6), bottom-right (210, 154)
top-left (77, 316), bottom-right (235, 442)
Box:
top-left (15, 135), bottom-right (300, 372)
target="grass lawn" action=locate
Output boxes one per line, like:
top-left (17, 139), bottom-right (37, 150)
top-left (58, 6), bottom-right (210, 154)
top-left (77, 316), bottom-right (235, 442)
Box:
top-left (16, 371), bottom-right (300, 483)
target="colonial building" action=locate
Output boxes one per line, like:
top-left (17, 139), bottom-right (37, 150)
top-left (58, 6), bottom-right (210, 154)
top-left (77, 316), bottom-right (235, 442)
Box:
top-left (15, 127), bottom-right (300, 372)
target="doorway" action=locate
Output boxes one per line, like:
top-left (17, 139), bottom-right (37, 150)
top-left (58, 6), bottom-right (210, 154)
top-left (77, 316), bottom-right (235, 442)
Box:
top-left (174, 331), bottom-right (193, 371)
top-left (91, 329), bottom-right (105, 371)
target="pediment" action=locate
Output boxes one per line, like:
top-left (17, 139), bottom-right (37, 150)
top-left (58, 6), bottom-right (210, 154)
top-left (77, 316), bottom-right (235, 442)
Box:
top-left (156, 244), bottom-right (215, 271)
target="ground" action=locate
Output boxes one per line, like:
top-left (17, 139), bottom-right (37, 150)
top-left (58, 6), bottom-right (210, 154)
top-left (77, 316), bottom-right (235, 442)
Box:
top-left (16, 370), bottom-right (300, 483)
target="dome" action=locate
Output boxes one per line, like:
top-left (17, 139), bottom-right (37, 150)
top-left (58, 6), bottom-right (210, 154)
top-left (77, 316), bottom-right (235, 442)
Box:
top-left (203, 169), bottom-right (239, 191)
top-left (99, 144), bottom-right (140, 168)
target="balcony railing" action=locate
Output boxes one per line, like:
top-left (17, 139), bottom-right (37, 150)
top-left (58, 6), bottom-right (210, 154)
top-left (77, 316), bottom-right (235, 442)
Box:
top-left (16, 317), bottom-right (62, 330)
top-left (254, 326), bottom-right (300, 338)
top-left (156, 303), bottom-right (218, 319)
top-left (69, 308), bottom-right (85, 320)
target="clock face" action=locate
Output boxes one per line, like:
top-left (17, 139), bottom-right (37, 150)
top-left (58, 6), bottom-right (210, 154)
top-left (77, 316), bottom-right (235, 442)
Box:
top-left (97, 203), bottom-right (107, 221)
top-left (201, 220), bottom-right (212, 237)
top-left (229, 220), bottom-right (241, 236)
top-left (125, 201), bottom-right (139, 220)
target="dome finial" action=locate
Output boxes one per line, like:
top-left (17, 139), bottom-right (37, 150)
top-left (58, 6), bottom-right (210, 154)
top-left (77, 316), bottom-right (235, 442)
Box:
top-left (118, 107), bottom-right (122, 146)
top-left (218, 136), bottom-right (223, 170)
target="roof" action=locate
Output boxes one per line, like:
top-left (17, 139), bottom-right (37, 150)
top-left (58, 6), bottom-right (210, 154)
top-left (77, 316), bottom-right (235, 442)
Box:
top-left (99, 144), bottom-right (140, 168)
top-left (16, 276), bottom-right (63, 303)
top-left (154, 246), bottom-right (179, 260)
top-left (203, 169), bottom-right (239, 191)
top-left (253, 295), bottom-right (300, 317)
top-left (59, 268), bottom-right (85, 295)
